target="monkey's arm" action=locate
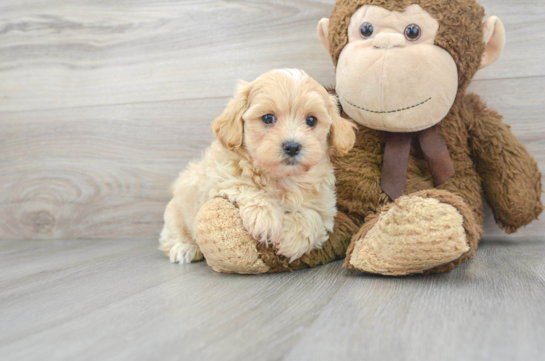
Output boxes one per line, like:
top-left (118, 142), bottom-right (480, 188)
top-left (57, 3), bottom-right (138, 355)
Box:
top-left (465, 93), bottom-right (543, 233)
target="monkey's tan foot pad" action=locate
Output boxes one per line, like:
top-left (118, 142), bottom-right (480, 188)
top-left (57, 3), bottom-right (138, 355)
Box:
top-left (195, 198), bottom-right (270, 274)
top-left (344, 189), bottom-right (479, 276)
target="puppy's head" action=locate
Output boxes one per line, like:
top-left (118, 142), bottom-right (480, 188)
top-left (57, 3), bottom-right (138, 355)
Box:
top-left (212, 69), bottom-right (356, 177)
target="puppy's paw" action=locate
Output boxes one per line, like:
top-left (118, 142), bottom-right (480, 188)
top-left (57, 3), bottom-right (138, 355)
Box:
top-left (159, 226), bottom-right (203, 264)
top-left (277, 210), bottom-right (329, 262)
top-left (239, 202), bottom-right (283, 245)
top-left (164, 242), bottom-right (203, 264)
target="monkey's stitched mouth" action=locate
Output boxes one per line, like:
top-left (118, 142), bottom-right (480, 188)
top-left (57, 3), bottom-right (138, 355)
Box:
top-left (342, 97), bottom-right (432, 114)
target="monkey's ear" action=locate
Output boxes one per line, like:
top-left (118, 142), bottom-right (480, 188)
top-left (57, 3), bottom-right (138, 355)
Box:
top-left (317, 18), bottom-right (330, 53)
top-left (479, 16), bottom-right (505, 70)
top-left (211, 81), bottom-right (250, 151)
top-left (328, 95), bottom-right (357, 155)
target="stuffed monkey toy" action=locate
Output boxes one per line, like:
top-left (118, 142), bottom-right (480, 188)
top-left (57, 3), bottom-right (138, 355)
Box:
top-left (194, 0), bottom-right (542, 275)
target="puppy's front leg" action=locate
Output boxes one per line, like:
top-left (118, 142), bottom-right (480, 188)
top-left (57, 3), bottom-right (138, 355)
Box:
top-left (159, 198), bottom-right (203, 264)
top-left (277, 209), bottom-right (331, 262)
top-left (236, 195), bottom-right (284, 247)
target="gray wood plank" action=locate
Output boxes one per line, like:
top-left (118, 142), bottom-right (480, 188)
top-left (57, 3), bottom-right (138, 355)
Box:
top-left (1, 76), bottom-right (543, 240)
top-left (0, 97), bottom-right (217, 240)
top-left (283, 241), bottom-right (545, 361)
top-left (1, 1), bottom-right (544, 360)
top-left (0, 239), bottom-right (207, 346)
top-left (0, 0), bottom-right (543, 113)
top-left (1, 0), bottom-right (543, 241)
top-left (0, 240), bottom-right (348, 361)
top-left (0, 239), bottom-right (156, 292)
top-left (0, 240), bottom-right (543, 361)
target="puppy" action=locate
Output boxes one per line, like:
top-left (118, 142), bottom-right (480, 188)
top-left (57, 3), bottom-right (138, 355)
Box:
top-left (159, 69), bottom-right (356, 263)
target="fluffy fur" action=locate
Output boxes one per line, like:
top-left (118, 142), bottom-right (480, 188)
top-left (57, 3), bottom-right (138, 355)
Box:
top-left (327, 0), bottom-right (486, 94)
top-left (344, 189), bottom-right (478, 275)
top-left (171, 0), bottom-right (541, 275)
top-left (325, 0), bottom-right (543, 274)
top-left (159, 69), bottom-right (356, 263)
top-left (192, 197), bottom-right (360, 274)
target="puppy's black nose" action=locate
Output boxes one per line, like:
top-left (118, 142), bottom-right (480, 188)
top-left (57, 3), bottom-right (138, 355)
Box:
top-left (283, 141), bottom-right (302, 157)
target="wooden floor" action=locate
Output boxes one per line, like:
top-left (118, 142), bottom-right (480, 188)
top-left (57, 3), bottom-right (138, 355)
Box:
top-left (1, 0), bottom-right (545, 360)
top-left (0, 238), bottom-right (544, 360)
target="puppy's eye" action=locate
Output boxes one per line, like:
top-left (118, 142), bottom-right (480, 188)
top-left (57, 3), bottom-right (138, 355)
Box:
top-left (360, 22), bottom-right (374, 38)
top-left (404, 24), bottom-right (421, 41)
top-left (306, 116), bottom-right (318, 128)
top-left (262, 114), bottom-right (277, 125)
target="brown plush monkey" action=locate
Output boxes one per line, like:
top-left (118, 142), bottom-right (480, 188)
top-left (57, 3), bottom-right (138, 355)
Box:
top-left (194, 0), bottom-right (542, 275)
top-left (318, 0), bottom-right (543, 275)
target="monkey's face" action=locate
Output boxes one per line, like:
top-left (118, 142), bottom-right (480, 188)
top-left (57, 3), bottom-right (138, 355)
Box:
top-left (335, 5), bottom-right (458, 132)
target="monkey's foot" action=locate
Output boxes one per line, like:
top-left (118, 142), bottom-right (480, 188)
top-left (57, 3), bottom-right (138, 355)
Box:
top-left (195, 198), bottom-right (358, 274)
top-left (344, 190), bottom-right (479, 276)
top-left (195, 198), bottom-right (270, 274)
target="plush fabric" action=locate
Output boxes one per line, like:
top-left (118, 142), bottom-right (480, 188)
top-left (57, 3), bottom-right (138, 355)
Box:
top-left (193, 0), bottom-right (542, 276)
top-left (195, 198), bottom-right (271, 274)
top-left (328, 0), bottom-right (486, 94)
top-left (195, 197), bottom-right (358, 274)
top-left (325, 0), bottom-right (542, 275)
top-left (480, 16), bottom-right (505, 69)
top-left (344, 190), bottom-right (477, 275)
top-left (333, 90), bottom-right (542, 274)
top-left (335, 4), bottom-right (459, 132)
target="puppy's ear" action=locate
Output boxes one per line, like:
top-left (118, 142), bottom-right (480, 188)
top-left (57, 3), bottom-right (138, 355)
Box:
top-left (211, 81), bottom-right (251, 150)
top-left (328, 95), bottom-right (357, 155)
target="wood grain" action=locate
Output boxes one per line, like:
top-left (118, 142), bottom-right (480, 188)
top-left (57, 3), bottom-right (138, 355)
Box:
top-left (0, 98), bottom-right (218, 239)
top-left (0, 0), bottom-right (543, 114)
top-left (1, 2), bottom-right (543, 360)
top-left (0, 0), bottom-right (544, 241)
top-left (0, 239), bottom-right (543, 360)
top-left (283, 240), bottom-right (545, 361)
top-left (1, 77), bottom-right (543, 240)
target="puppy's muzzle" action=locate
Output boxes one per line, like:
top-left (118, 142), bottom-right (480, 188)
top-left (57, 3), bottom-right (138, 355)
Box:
top-left (283, 141), bottom-right (302, 158)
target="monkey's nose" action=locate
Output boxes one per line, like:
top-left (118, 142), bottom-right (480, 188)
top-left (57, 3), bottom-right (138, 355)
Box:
top-left (373, 33), bottom-right (406, 49)
top-left (283, 141), bottom-right (302, 157)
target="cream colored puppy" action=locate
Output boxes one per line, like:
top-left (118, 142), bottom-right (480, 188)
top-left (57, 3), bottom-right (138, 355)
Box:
top-left (159, 69), bottom-right (356, 263)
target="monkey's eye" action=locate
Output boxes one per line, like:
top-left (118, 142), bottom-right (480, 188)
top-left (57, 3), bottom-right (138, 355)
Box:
top-left (306, 116), bottom-right (318, 128)
top-left (360, 22), bottom-right (374, 38)
top-left (404, 24), bottom-right (421, 41)
top-left (262, 114), bottom-right (277, 125)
